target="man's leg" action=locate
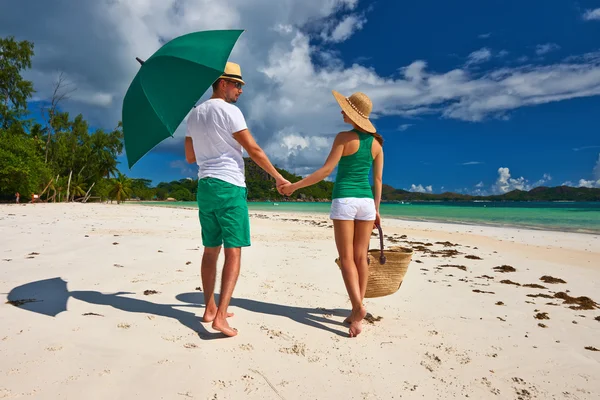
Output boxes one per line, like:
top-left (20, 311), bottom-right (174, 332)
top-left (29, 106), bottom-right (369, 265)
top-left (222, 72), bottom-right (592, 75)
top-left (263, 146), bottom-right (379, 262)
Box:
top-left (201, 246), bottom-right (220, 322)
top-left (212, 247), bottom-right (241, 337)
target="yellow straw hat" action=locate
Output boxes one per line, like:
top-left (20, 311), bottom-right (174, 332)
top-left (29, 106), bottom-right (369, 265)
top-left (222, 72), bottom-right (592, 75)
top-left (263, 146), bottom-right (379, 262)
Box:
top-left (332, 90), bottom-right (376, 133)
top-left (219, 62), bottom-right (245, 85)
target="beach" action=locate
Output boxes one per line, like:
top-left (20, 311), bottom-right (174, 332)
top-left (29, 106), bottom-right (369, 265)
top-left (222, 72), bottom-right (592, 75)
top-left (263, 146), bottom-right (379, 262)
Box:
top-left (1, 203), bottom-right (599, 399)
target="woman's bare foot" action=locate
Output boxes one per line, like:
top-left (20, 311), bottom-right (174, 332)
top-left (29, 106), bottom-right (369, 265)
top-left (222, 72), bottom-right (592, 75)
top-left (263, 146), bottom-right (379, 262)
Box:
top-left (212, 317), bottom-right (238, 337)
top-left (202, 307), bottom-right (234, 323)
top-left (348, 306), bottom-right (367, 338)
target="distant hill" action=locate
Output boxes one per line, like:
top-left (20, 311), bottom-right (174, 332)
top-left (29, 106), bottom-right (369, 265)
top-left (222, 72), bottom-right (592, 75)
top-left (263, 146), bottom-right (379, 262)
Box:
top-left (380, 186), bottom-right (600, 202)
top-left (247, 160), bottom-right (600, 202)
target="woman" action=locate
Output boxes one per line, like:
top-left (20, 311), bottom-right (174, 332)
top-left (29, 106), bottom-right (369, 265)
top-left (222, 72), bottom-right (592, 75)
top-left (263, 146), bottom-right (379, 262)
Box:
top-left (281, 91), bottom-right (383, 338)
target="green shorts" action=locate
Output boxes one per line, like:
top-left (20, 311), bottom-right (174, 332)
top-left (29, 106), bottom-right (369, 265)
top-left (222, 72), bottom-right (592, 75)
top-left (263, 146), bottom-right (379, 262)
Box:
top-left (196, 177), bottom-right (251, 248)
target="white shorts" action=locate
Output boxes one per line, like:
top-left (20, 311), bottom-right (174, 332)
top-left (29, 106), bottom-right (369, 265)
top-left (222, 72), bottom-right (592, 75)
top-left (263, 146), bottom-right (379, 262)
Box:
top-left (330, 198), bottom-right (376, 221)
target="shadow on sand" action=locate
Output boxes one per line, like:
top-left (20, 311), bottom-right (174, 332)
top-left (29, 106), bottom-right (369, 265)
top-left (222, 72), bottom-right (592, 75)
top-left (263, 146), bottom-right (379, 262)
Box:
top-left (176, 292), bottom-right (350, 337)
top-left (6, 277), bottom-right (351, 338)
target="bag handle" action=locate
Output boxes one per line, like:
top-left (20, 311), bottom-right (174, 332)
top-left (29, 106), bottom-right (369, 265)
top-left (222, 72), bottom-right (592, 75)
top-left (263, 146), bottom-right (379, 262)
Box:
top-left (376, 223), bottom-right (387, 265)
top-left (367, 224), bottom-right (386, 265)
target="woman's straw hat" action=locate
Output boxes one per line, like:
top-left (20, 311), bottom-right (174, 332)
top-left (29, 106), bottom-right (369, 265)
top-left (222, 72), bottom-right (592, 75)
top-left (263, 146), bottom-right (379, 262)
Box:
top-left (332, 90), bottom-right (376, 133)
top-left (219, 62), bottom-right (245, 85)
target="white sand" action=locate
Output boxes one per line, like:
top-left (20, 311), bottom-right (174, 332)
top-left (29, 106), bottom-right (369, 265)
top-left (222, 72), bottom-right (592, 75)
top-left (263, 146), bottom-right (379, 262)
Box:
top-left (1, 203), bottom-right (599, 399)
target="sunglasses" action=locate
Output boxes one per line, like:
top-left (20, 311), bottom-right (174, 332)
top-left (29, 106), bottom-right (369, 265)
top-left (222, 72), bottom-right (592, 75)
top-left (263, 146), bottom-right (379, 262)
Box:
top-left (225, 80), bottom-right (243, 89)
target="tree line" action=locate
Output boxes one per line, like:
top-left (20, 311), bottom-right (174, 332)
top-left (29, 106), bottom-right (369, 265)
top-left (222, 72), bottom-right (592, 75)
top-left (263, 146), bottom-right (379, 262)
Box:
top-left (0, 36), bottom-right (131, 203)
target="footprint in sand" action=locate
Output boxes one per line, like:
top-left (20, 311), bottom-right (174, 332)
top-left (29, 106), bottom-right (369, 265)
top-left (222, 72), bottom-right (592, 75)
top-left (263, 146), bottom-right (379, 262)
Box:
top-left (511, 377), bottom-right (539, 400)
top-left (117, 323), bottom-right (131, 329)
top-left (279, 343), bottom-right (306, 357)
top-left (162, 335), bottom-right (183, 342)
top-left (242, 374), bottom-right (256, 394)
top-left (480, 377), bottom-right (501, 396)
top-left (420, 352), bottom-right (442, 372)
top-left (212, 380), bottom-right (232, 389)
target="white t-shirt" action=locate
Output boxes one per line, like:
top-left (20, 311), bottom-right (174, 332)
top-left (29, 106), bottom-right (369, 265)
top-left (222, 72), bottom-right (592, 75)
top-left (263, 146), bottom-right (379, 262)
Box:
top-left (186, 99), bottom-right (248, 187)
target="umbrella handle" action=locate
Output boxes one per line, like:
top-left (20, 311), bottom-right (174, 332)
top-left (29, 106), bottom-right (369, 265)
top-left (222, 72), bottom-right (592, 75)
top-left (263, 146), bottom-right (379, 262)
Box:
top-left (136, 57), bottom-right (145, 65)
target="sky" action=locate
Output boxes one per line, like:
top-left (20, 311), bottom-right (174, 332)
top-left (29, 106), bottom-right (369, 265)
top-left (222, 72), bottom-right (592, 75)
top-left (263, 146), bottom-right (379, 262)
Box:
top-left (1, 0), bottom-right (600, 195)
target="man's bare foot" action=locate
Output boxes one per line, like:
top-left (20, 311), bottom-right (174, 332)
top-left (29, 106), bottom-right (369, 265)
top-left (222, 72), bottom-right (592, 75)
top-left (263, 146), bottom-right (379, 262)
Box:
top-left (202, 307), bottom-right (234, 323)
top-left (348, 306), bottom-right (367, 338)
top-left (343, 315), bottom-right (351, 325)
top-left (212, 317), bottom-right (238, 337)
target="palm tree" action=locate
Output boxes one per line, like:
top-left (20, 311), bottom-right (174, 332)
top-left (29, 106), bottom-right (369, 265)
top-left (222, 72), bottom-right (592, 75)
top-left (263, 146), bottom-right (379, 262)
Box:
top-left (69, 174), bottom-right (87, 201)
top-left (109, 172), bottom-right (132, 204)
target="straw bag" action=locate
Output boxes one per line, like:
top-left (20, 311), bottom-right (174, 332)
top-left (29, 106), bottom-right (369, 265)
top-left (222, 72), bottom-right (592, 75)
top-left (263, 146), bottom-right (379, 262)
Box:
top-left (335, 224), bottom-right (412, 298)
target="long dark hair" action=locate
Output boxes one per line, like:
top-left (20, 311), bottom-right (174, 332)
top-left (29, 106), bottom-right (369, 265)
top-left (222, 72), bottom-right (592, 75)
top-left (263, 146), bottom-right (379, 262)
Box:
top-left (369, 132), bottom-right (383, 146)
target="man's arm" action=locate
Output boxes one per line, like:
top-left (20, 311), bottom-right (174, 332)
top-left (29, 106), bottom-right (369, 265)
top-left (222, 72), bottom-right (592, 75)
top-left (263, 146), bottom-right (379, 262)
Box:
top-left (185, 137), bottom-right (196, 164)
top-left (233, 129), bottom-right (288, 187)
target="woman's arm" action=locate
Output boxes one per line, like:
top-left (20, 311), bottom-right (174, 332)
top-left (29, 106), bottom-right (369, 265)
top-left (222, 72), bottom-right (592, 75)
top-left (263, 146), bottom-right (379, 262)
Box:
top-left (290, 133), bottom-right (346, 191)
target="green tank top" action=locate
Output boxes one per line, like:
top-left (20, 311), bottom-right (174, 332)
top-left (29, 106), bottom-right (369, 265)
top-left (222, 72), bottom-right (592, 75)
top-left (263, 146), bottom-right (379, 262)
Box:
top-left (332, 129), bottom-right (375, 199)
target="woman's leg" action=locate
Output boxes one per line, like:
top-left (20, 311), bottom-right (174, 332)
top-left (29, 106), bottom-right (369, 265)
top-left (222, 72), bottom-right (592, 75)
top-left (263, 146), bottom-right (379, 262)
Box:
top-left (334, 219), bottom-right (365, 337)
top-left (353, 220), bottom-right (374, 302)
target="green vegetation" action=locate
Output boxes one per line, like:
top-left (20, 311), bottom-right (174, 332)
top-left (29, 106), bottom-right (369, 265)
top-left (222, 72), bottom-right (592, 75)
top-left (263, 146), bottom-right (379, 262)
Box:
top-left (0, 36), bottom-right (127, 203)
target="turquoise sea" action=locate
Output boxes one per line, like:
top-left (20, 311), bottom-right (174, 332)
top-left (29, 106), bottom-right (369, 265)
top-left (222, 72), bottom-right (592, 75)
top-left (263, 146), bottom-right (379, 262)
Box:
top-left (139, 201), bottom-right (600, 234)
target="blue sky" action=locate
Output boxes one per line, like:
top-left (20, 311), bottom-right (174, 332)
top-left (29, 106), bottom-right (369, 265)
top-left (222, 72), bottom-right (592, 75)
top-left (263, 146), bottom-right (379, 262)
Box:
top-left (2, 0), bottom-right (600, 194)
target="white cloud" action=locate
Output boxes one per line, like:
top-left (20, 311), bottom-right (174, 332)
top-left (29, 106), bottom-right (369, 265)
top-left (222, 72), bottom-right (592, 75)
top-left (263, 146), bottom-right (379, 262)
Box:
top-left (466, 48), bottom-right (492, 66)
top-left (321, 14), bottom-right (366, 43)
top-left (562, 181), bottom-right (573, 186)
top-left (497, 50), bottom-right (510, 58)
top-left (263, 129), bottom-right (333, 175)
top-left (536, 43), bottom-right (560, 56)
top-left (577, 178), bottom-right (600, 188)
top-left (593, 153), bottom-right (600, 180)
top-left (461, 161), bottom-right (483, 165)
top-left (563, 154), bottom-right (600, 188)
top-left (410, 184), bottom-right (433, 193)
top-left (492, 167), bottom-right (552, 193)
top-left (573, 145), bottom-right (600, 151)
top-left (478, 33), bottom-right (491, 39)
top-left (583, 8), bottom-right (600, 21)
top-left (398, 124), bottom-right (413, 131)
top-left (475, 181), bottom-right (484, 188)
top-left (169, 160), bottom-right (196, 176)
top-left (532, 173), bottom-right (552, 188)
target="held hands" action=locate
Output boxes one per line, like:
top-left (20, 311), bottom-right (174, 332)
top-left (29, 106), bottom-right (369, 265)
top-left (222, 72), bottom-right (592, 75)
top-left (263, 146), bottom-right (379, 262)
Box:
top-left (275, 177), bottom-right (291, 195)
top-left (280, 183), bottom-right (295, 196)
top-left (275, 176), bottom-right (296, 196)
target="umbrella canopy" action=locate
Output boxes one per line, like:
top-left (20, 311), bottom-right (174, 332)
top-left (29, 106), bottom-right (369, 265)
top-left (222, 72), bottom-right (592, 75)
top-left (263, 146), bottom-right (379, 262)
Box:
top-left (6, 277), bottom-right (69, 317)
top-left (122, 29), bottom-right (244, 168)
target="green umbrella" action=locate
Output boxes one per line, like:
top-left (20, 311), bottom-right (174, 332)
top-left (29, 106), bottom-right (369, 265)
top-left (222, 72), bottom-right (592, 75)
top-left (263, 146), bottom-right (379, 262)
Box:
top-left (122, 29), bottom-right (244, 168)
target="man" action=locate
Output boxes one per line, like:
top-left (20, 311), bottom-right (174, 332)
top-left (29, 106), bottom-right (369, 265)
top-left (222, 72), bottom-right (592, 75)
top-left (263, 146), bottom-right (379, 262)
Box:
top-left (185, 62), bottom-right (289, 337)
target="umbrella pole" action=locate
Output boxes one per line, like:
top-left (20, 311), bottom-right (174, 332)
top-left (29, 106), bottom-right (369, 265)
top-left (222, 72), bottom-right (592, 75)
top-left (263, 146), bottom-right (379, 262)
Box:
top-left (136, 57), bottom-right (145, 65)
